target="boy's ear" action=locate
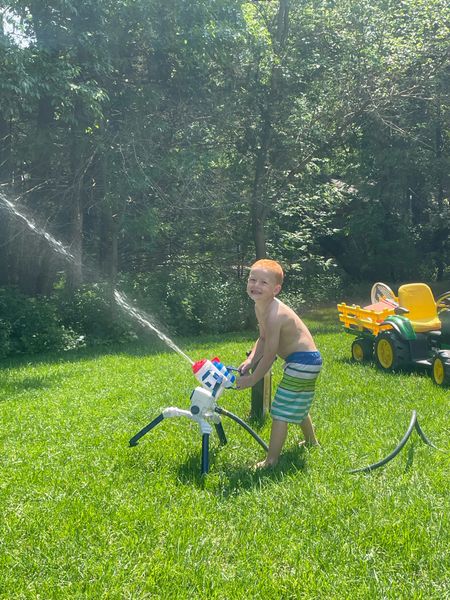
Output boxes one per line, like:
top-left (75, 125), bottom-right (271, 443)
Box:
top-left (274, 284), bottom-right (282, 296)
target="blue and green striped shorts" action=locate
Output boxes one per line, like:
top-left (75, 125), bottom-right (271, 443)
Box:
top-left (271, 351), bottom-right (322, 424)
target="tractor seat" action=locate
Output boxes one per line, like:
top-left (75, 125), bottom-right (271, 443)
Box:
top-left (397, 283), bottom-right (441, 333)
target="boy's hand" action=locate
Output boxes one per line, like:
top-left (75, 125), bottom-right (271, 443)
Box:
top-left (236, 374), bottom-right (253, 390)
top-left (238, 358), bottom-right (252, 375)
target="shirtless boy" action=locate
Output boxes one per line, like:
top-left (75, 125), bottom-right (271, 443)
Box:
top-left (236, 259), bottom-right (322, 468)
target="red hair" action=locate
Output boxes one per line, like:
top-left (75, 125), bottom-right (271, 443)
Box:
top-left (250, 259), bottom-right (284, 285)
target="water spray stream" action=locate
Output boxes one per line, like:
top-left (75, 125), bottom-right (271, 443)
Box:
top-left (0, 191), bottom-right (194, 365)
top-left (0, 192), bottom-right (79, 265)
top-left (113, 290), bottom-right (193, 365)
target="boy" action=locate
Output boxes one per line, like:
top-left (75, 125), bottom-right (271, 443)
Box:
top-left (236, 259), bottom-right (322, 468)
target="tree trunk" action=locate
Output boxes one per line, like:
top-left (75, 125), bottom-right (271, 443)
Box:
top-left (99, 202), bottom-right (120, 285)
top-left (251, 118), bottom-right (271, 260)
top-left (67, 112), bottom-right (86, 290)
top-left (434, 98), bottom-right (446, 281)
top-left (249, 0), bottom-right (289, 260)
top-left (35, 242), bottom-right (56, 295)
top-left (68, 193), bottom-right (83, 290)
top-left (0, 112), bottom-right (11, 182)
top-left (91, 153), bottom-right (117, 285)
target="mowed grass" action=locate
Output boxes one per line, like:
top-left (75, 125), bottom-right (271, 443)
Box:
top-left (0, 309), bottom-right (449, 599)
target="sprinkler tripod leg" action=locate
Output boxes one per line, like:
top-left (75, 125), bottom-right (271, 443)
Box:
top-left (201, 433), bottom-right (210, 475)
top-left (129, 413), bottom-right (164, 446)
top-left (214, 422), bottom-right (227, 445)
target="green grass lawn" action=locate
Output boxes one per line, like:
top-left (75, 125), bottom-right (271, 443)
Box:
top-left (1, 309), bottom-right (449, 599)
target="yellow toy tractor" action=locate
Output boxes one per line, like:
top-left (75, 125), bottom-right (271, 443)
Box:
top-left (337, 283), bottom-right (450, 386)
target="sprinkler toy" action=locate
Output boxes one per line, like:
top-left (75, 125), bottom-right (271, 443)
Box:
top-left (338, 282), bottom-right (450, 386)
top-left (129, 357), bottom-right (268, 475)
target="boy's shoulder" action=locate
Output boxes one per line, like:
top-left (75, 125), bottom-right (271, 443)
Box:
top-left (276, 299), bottom-right (303, 324)
top-left (275, 298), bottom-right (297, 314)
top-left (269, 298), bottom-right (296, 322)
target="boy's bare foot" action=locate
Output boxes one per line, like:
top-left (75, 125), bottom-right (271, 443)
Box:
top-left (255, 458), bottom-right (277, 469)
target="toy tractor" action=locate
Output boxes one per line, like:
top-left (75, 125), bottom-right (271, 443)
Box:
top-left (337, 283), bottom-right (450, 386)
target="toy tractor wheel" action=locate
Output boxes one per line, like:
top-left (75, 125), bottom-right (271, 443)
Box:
top-left (431, 352), bottom-right (450, 387)
top-left (351, 338), bottom-right (373, 363)
top-left (374, 331), bottom-right (409, 372)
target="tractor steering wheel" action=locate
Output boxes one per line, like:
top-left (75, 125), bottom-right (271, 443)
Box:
top-left (436, 291), bottom-right (450, 313)
top-left (370, 282), bottom-right (397, 305)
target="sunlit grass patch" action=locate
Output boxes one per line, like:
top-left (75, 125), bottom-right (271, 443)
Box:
top-left (0, 313), bottom-right (449, 598)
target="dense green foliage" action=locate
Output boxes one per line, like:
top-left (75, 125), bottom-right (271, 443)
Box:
top-left (0, 322), bottom-right (448, 597)
top-left (0, 286), bottom-right (70, 356)
top-left (0, 1), bottom-right (449, 348)
top-left (0, 275), bottom-right (249, 357)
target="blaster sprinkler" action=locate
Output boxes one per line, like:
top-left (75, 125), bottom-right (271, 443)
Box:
top-left (129, 357), bottom-right (268, 475)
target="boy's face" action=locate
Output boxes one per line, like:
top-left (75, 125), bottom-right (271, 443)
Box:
top-left (247, 267), bottom-right (281, 303)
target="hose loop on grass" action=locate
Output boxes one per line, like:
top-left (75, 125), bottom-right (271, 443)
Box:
top-left (349, 411), bottom-right (445, 474)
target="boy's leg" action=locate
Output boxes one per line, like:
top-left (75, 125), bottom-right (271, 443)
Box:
top-left (299, 414), bottom-right (319, 446)
top-left (256, 419), bottom-right (288, 467)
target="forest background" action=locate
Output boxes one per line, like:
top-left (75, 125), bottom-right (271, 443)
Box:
top-left (0, 0), bottom-right (449, 356)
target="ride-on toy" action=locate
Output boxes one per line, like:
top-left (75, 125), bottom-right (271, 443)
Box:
top-left (337, 283), bottom-right (450, 386)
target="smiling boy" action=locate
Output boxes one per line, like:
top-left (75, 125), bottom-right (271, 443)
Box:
top-left (236, 259), bottom-right (322, 467)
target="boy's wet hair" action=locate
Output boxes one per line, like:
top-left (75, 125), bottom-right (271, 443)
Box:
top-left (250, 259), bottom-right (284, 285)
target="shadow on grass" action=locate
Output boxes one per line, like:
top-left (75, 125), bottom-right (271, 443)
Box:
top-left (0, 341), bottom-right (178, 404)
top-left (176, 445), bottom-right (309, 496)
top-left (0, 329), bottom-right (258, 373)
top-left (350, 439), bottom-right (422, 475)
top-left (405, 441), bottom-right (416, 472)
top-left (0, 340), bottom-right (177, 371)
top-left (182, 331), bottom-right (255, 351)
top-left (0, 318), bottom-right (339, 374)
top-left (304, 307), bottom-right (342, 334)
top-left (337, 356), bottom-right (430, 379)
top-left (0, 373), bottom-right (66, 401)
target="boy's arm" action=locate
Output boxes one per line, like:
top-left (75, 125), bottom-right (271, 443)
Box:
top-left (248, 337), bottom-right (265, 365)
top-left (237, 318), bottom-right (280, 389)
top-left (238, 321), bottom-right (266, 373)
top-left (238, 337), bottom-right (264, 374)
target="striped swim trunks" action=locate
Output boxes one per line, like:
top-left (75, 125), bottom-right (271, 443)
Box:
top-left (270, 351), bottom-right (322, 424)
